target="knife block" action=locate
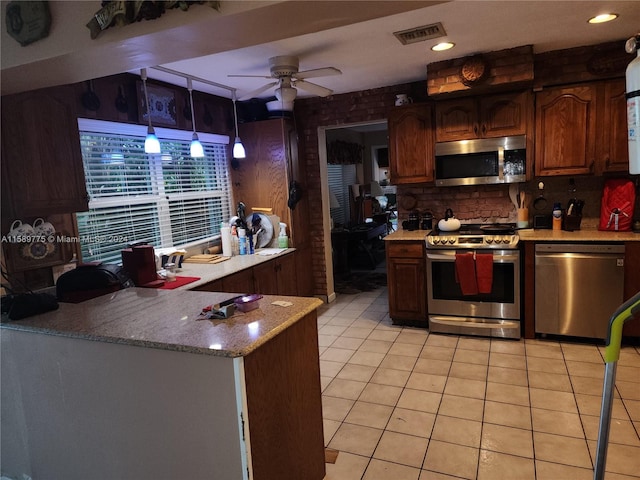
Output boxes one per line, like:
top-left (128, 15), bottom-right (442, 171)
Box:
top-left (563, 214), bottom-right (582, 231)
top-left (121, 245), bottom-right (160, 286)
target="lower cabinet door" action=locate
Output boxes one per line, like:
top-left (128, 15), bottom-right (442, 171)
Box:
top-left (222, 269), bottom-right (255, 294)
top-left (387, 256), bottom-right (427, 325)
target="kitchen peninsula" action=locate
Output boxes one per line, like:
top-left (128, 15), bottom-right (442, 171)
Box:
top-left (1, 288), bottom-right (325, 480)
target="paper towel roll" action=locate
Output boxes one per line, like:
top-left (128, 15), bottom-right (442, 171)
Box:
top-left (221, 226), bottom-right (233, 257)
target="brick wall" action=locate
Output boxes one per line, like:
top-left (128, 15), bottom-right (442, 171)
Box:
top-left (294, 82), bottom-right (426, 297)
top-left (427, 45), bottom-right (534, 97)
top-left (534, 40), bottom-right (632, 89)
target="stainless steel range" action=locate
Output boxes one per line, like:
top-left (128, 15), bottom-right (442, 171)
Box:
top-left (425, 224), bottom-right (521, 339)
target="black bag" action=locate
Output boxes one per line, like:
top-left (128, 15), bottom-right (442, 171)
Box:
top-left (56, 262), bottom-right (134, 303)
top-left (1, 292), bottom-right (59, 320)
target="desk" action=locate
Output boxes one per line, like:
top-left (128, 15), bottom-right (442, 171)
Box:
top-left (332, 222), bottom-right (387, 272)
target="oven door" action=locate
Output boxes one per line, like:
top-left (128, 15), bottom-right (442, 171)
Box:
top-left (426, 249), bottom-right (521, 320)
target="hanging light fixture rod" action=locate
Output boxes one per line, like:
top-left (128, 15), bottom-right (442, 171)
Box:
top-left (151, 65), bottom-right (235, 94)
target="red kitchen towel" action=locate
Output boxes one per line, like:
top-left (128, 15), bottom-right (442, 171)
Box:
top-left (475, 252), bottom-right (494, 294)
top-left (455, 252), bottom-right (478, 295)
top-left (158, 276), bottom-right (201, 290)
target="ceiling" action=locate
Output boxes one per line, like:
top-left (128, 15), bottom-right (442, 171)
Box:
top-left (1, 1), bottom-right (638, 99)
top-left (150, 1), bottom-right (639, 100)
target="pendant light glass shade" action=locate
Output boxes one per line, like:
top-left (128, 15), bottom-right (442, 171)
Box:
top-left (233, 137), bottom-right (246, 159)
top-left (187, 78), bottom-right (205, 158)
top-left (141, 68), bottom-right (161, 154)
top-left (190, 133), bottom-right (205, 157)
top-left (232, 91), bottom-right (246, 159)
top-left (144, 126), bottom-right (161, 154)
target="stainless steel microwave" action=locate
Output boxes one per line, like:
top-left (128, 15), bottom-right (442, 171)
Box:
top-left (434, 135), bottom-right (526, 186)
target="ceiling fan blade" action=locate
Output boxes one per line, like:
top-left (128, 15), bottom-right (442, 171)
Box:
top-left (238, 81), bottom-right (278, 100)
top-left (228, 74), bottom-right (273, 79)
top-left (294, 67), bottom-right (342, 80)
top-left (294, 79), bottom-right (333, 97)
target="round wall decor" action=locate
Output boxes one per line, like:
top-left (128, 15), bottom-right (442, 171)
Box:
top-left (460, 55), bottom-right (488, 86)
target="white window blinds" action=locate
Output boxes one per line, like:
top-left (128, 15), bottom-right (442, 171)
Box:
top-left (76, 119), bottom-right (231, 264)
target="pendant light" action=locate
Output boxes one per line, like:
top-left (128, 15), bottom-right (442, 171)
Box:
top-left (232, 90), bottom-right (246, 159)
top-left (187, 78), bottom-right (204, 158)
top-left (140, 68), bottom-right (161, 154)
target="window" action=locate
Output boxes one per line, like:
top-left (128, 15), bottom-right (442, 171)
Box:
top-left (76, 119), bottom-right (231, 264)
top-left (327, 163), bottom-right (356, 226)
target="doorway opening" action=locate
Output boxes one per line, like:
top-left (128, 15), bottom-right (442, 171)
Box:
top-left (318, 120), bottom-right (391, 301)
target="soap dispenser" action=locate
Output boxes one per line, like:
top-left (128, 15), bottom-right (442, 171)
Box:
top-left (278, 223), bottom-right (289, 248)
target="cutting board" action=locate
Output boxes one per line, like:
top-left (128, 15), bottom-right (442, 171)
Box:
top-left (183, 254), bottom-right (230, 264)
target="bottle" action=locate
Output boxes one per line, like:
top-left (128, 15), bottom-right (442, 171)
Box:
top-left (238, 228), bottom-right (247, 255)
top-left (552, 202), bottom-right (562, 231)
top-left (231, 225), bottom-right (239, 255)
top-left (164, 263), bottom-right (176, 282)
top-left (278, 222), bottom-right (289, 248)
top-left (220, 222), bottom-right (232, 257)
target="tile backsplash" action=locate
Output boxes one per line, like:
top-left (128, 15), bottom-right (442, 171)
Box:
top-left (396, 176), bottom-right (639, 226)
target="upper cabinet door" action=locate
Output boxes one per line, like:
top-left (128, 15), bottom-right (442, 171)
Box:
top-left (479, 91), bottom-right (530, 138)
top-left (535, 84), bottom-right (597, 176)
top-left (1, 85), bottom-right (89, 220)
top-left (435, 91), bottom-right (531, 142)
top-left (388, 104), bottom-right (435, 184)
top-left (435, 97), bottom-right (477, 141)
top-left (598, 78), bottom-right (629, 174)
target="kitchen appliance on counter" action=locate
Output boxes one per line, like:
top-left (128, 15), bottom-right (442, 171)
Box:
top-left (535, 244), bottom-right (625, 339)
top-left (434, 135), bottom-right (526, 186)
top-left (425, 223), bottom-right (521, 338)
top-left (121, 244), bottom-right (162, 287)
top-left (56, 262), bottom-right (134, 303)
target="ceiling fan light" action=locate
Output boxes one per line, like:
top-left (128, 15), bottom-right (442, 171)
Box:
top-left (190, 132), bottom-right (205, 158)
top-left (233, 137), bottom-right (246, 159)
top-left (275, 86), bottom-right (297, 102)
top-left (145, 126), bottom-right (161, 154)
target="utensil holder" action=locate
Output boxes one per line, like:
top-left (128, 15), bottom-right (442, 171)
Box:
top-left (563, 214), bottom-right (582, 231)
top-left (517, 208), bottom-right (529, 228)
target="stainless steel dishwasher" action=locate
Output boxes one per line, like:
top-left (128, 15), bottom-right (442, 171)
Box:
top-left (535, 244), bottom-right (625, 339)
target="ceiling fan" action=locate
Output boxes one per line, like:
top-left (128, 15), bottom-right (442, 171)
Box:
top-left (229, 55), bottom-right (342, 103)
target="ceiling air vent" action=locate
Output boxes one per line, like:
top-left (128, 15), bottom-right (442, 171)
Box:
top-left (393, 23), bottom-right (446, 45)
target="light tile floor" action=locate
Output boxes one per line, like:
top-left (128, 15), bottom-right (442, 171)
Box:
top-left (318, 286), bottom-right (640, 480)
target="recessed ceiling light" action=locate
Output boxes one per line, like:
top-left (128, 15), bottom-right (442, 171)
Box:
top-left (588, 13), bottom-right (618, 24)
top-left (432, 42), bottom-right (455, 52)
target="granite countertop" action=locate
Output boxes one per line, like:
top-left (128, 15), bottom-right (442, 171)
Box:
top-left (1, 288), bottom-right (322, 358)
top-left (384, 226), bottom-right (640, 242)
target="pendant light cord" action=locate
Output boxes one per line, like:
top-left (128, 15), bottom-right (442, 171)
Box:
top-left (232, 90), bottom-right (240, 139)
top-left (187, 78), bottom-right (197, 133)
top-left (141, 68), bottom-right (153, 130)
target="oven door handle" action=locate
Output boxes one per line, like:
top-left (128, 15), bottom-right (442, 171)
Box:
top-left (426, 252), bottom-right (520, 262)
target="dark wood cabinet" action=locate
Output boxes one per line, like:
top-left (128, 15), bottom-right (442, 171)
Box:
top-left (386, 241), bottom-right (427, 326)
top-left (388, 104), bottom-right (435, 184)
top-left (535, 80), bottom-right (629, 176)
top-left (436, 91), bottom-right (531, 142)
top-left (598, 78), bottom-right (629, 174)
top-left (233, 119), bottom-right (293, 244)
top-left (535, 84), bottom-right (598, 176)
top-left (191, 252), bottom-right (298, 296)
top-left (233, 119), bottom-right (312, 296)
top-left (1, 85), bottom-right (89, 221)
top-left (221, 268), bottom-right (255, 294)
top-left (253, 252), bottom-right (298, 296)
top-left (191, 278), bottom-right (223, 292)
